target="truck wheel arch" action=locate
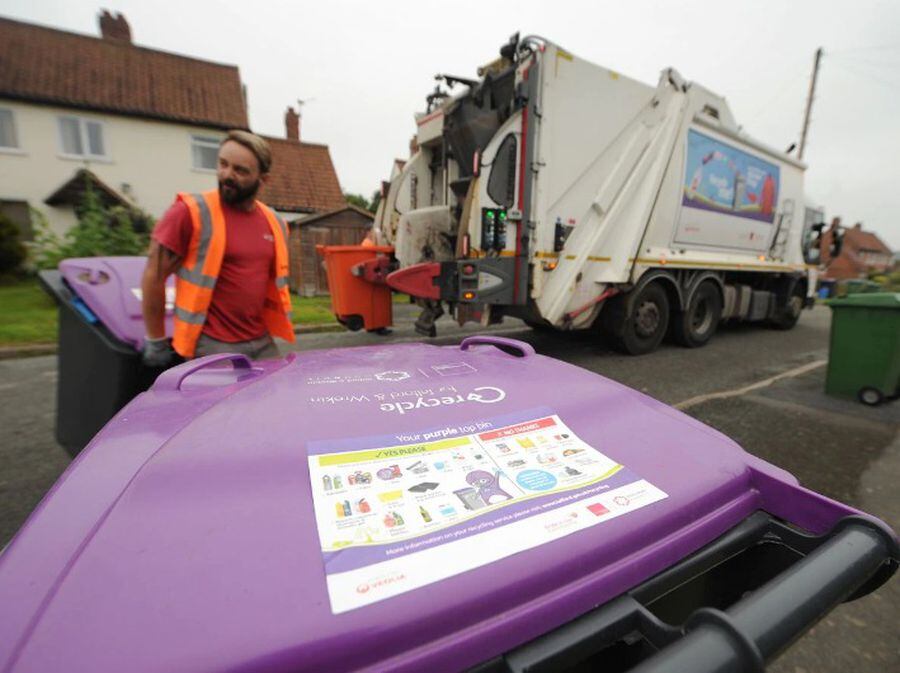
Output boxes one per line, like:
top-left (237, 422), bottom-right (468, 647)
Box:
top-left (632, 270), bottom-right (684, 311)
top-left (682, 272), bottom-right (726, 312)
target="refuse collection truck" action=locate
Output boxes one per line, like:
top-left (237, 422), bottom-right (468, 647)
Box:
top-left (365, 34), bottom-right (824, 354)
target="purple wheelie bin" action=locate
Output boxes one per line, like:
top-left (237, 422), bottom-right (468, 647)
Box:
top-left (0, 336), bottom-right (896, 672)
top-left (38, 256), bottom-right (174, 456)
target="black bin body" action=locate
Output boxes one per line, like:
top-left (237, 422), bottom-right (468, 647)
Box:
top-left (40, 269), bottom-right (162, 457)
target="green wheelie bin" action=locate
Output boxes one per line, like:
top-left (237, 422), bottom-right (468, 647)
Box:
top-left (825, 292), bottom-right (900, 405)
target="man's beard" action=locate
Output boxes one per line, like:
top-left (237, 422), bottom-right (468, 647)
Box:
top-left (218, 178), bottom-right (261, 205)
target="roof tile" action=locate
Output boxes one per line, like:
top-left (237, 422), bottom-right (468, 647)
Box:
top-left (0, 16), bottom-right (248, 129)
top-left (260, 138), bottom-right (345, 213)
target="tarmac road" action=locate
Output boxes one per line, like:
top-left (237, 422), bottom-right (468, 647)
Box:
top-left (0, 304), bottom-right (897, 671)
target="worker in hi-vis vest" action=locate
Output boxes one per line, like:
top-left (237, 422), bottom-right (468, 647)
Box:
top-left (141, 130), bottom-right (294, 368)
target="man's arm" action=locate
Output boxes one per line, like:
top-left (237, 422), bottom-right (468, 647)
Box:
top-left (141, 240), bottom-right (182, 339)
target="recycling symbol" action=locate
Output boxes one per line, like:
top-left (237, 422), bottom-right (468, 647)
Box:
top-left (375, 370), bottom-right (410, 382)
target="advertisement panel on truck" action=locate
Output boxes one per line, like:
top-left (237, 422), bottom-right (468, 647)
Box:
top-left (675, 129), bottom-right (782, 252)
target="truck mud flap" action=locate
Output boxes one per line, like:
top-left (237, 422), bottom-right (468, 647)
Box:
top-left (470, 511), bottom-right (898, 673)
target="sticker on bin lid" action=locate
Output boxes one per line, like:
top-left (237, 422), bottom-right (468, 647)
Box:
top-left (307, 410), bottom-right (667, 613)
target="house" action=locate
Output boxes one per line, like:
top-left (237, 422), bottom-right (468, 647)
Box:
top-left (290, 205), bottom-right (374, 296)
top-left (0, 11), bottom-right (345, 252)
top-left (820, 218), bottom-right (895, 280)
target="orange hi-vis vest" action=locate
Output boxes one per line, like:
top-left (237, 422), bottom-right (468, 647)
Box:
top-left (172, 190), bottom-right (295, 358)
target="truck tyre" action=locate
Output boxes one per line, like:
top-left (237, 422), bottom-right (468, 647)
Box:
top-left (769, 284), bottom-right (804, 330)
top-left (672, 281), bottom-right (722, 348)
top-left (602, 283), bottom-right (670, 355)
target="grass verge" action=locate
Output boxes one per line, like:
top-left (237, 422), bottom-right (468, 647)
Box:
top-left (0, 280), bottom-right (410, 346)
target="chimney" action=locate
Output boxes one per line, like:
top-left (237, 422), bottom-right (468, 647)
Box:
top-left (853, 222), bottom-right (862, 230)
top-left (285, 106), bottom-right (300, 142)
top-left (99, 10), bottom-right (132, 43)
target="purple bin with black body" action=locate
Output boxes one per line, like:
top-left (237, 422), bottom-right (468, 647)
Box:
top-left (38, 256), bottom-right (174, 456)
top-left (1, 335), bottom-right (896, 672)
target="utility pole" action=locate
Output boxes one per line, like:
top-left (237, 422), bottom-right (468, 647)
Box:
top-left (798, 47), bottom-right (823, 160)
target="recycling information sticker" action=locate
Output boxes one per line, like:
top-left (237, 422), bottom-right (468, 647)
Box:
top-left (307, 411), bottom-right (667, 613)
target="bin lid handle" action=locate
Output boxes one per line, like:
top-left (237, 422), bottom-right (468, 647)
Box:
top-left (459, 336), bottom-right (535, 358)
top-left (152, 353), bottom-right (254, 392)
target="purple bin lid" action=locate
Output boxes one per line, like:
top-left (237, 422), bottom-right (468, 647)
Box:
top-left (59, 256), bottom-right (173, 349)
top-left (0, 337), bottom-right (889, 673)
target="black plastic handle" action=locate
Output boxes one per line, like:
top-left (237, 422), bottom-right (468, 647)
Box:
top-left (474, 514), bottom-right (897, 673)
top-left (629, 517), bottom-right (897, 673)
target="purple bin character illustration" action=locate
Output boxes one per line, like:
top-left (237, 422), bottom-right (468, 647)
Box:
top-left (466, 470), bottom-right (513, 505)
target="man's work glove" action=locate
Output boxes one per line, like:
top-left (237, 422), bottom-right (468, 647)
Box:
top-left (142, 336), bottom-right (177, 369)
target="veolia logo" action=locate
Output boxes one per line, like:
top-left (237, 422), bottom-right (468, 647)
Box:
top-left (356, 573), bottom-right (407, 594)
top-left (379, 386), bottom-right (506, 415)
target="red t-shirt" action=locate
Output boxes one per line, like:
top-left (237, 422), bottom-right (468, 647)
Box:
top-left (153, 200), bottom-right (276, 343)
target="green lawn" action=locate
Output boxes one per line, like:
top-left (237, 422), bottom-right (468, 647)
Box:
top-left (0, 280), bottom-right (58, 346)
top-left (291, 295), bottom-right (339, 326)
top-left (0, 279), bottom-right (410, 346)
top-left (292, 292), bottom-right (410, 326)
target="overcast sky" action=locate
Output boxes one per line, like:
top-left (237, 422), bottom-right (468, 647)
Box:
top-left (4, 0), bottom-right (899, 248)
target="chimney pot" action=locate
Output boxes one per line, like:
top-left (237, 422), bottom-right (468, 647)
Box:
top-left (99, 10), bottom-right (132, 43)
top-left (285, 106), bottom-right (300, 142)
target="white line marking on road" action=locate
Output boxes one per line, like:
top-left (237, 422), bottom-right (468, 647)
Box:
top-left (674, 359), bottom-right (827, 411)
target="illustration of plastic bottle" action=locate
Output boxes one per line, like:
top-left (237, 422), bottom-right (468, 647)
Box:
top-left (323, 475), bottom-right (332, 491)
top-left (335, 501), bottom-right (345, 519)
top-left (343, 500), bottom-right (352, 517)
top-left (348, 474), bottom-right (356, 486)
top-left (419, 506), bottom-right (432, 523)
top-left (333, 476), bottom-right (342, 489)
top-left (384, 513), bottom-right (396, 528)
top-left (393, 511), bottom-right (404, 526)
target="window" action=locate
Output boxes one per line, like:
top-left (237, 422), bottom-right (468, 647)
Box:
top-left (487, 134), bottom-right (517, 208)
top-left (0, 108), bottom-right (19, 149)
top-left (191, 136), bottom-right (221, 170)
top-left (58, 116), bottom-right (107, 159)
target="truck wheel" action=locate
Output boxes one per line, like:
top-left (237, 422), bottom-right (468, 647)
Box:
top-left (769, 285), bottom-right (804, 330)
top-left (602, 283), bottom-right (669, 355)
top-left (672, 281), bottom-right (722, 348)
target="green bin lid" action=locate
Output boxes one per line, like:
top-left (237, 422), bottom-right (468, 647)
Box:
top-left (826, 292), bottom-right (900, 309)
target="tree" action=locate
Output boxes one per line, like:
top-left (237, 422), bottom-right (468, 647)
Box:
top-left (32, 175), bottom-right (152, 269)
top-left (0, 210), bottom-right (27, 276)
top-left (369, 189), bottom-right (382, 214)
top-left (344, 192), bottom-right (370, 212)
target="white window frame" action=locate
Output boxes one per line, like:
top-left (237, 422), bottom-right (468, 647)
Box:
top-left (57, 115), bottom-right (110, 161)
top-left (0, 107), bottom-right (23, 154)
top-left (191, 135), bottom-right (222, 173)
